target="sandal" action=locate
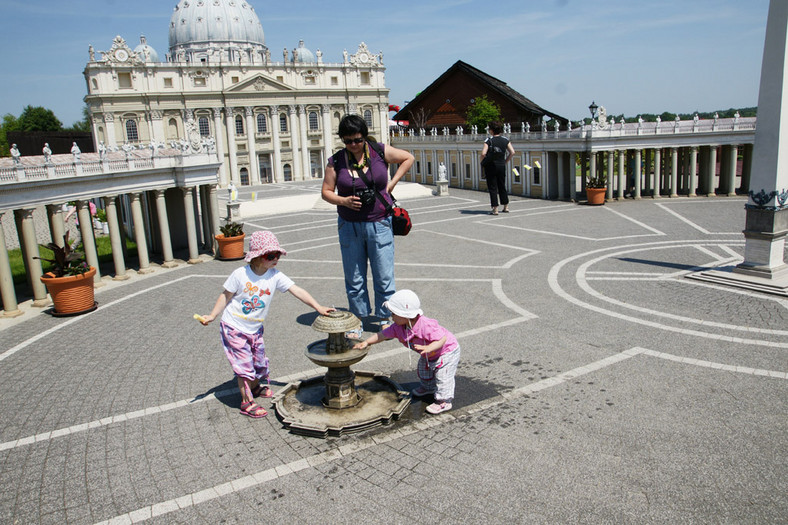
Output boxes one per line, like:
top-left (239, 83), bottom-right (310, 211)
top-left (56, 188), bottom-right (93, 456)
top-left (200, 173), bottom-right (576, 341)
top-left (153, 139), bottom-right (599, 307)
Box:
top-left (239, 401), bottom-right (267, 418)
top-left (345, 327), bottom-right (364, 340)
top-left (489, 211), bottom-right (499, 215)
top-left (501, 208), bottom-right (510, 213)
top-left (252, 384), bottom-right (273, 398)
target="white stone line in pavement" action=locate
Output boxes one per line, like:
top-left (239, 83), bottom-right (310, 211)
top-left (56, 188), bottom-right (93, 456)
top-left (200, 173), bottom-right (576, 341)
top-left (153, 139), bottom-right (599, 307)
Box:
top-left (0, 274), bottom-right (196, 364)
top-left (549, 240), bottom-right (788, 348)
top-left (638, 347), bottom-right (788, 378)
top-left (488, 221), bottom-right (661, 242)
top-left (94, 348), bottom-right (640, 525)
top-left (0, 277), bottom-right (534, 453)
top-left (575, 243), bottom-right (788, 337)
top-left (654, 202), bottom-right (741, 235)
top-left (420, 228), bottom-right (541, 254)
top-left (603, 205), bottom-right (665, 235)
top-left (693, 244), bottom-right (731, 262)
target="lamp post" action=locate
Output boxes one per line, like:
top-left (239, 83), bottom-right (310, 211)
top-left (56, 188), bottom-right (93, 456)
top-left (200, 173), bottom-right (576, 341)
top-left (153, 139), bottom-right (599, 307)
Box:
top-left (588, 101), bottom-right (598, 122)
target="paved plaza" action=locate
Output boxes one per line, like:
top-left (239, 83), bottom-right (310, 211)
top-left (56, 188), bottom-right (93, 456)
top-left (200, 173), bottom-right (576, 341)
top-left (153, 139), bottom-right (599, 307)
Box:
top-left (1, 182), bottom-right (786, 524)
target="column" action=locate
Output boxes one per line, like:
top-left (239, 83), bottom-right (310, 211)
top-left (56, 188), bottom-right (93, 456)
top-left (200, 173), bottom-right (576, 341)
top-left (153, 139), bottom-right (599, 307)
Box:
top-left (0, 213), bottom-right (22, 317)
top-left (154, 189), bottom-right (177, 268)
top-left (298, 105), bottom-right (310, 179)
top-left (725, 145), bottom-right (739, 196)
top-left (322, 105), bottom-right (333, 168)
top-left (653, 148), bottom-right (662, 198)
top-left (270, 106), bottom-right (282, 183)
top-left (130, 192), bottom-right (153, 274)
top-left (288, 105), bottom-right (302, 180)
top-left (379, 103), bottom-right (389, 145)
top-left (212, 108), bottom-right (228, 186)
top-left (14, 209), bottom-right (48, 306)
top-left (568, 152), bottom-right (577, 200)
top-left (224, 107), bottom-right (239, 185)
top-left (46, 204), bottom-right (67, 248)
top-left (103, 196), bottom-right (128, 280)
top-left (589, 151), bottom-right (596, 196)
top-left (182, 187), bottom-right (201, 264)
top-left (689, 147), bottom-right (699, 197)
top-left (643, 149), bottom-right (653, 196)
top-left (580, 152), bottom-right (588, 192)
top-left (556, 152), bottom-right (565, 200)
top-left (208, 184), bottom-right (221, 254)
top-left (740, 143), bottom-right (754, 194)
top-left (76, 201), bottom-right (102, 285)
top-left (670, 148), bottom-right (679, 197)
top-left (707, 146), bottom-right (718, 196)
top-left (737, 0), bottom-right (788, 279)
top-left (617, 150), bottom-right (626, 200)
top-left (104, 114), bottom-right (118, 148)
top-left (634, 149), bottom-right (642, 199)
top-left (245, 107), bottom-right (260, 185)
top-left (199, 186), bottom-right (212, 250)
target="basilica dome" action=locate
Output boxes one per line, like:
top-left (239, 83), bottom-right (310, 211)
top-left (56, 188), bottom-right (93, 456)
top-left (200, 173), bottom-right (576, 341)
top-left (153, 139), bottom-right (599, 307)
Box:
top-left (134, 35), bottom-right (160, 63)
top-left (168, 0), bottom-right (265, 57)
top-left (292, 40), bottom-right (316, 64)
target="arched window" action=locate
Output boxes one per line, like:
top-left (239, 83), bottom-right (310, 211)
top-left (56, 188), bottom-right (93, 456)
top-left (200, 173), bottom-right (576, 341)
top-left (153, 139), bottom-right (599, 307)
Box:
top-left (239, 168), bottom-right (249, 186)
top-left (308, 111), bottom-right (319, 131)
top-left (279, 113), bottom-right (288, 133)
top-left (283, 163), bottom-right (292, 181)
top-left (125, 119), bottom-right (139, 142)
top-left (256, 114), bottom-right (267, 133)
top-left (235, 115), bottom-right (244, 136)
top-left (167, 118), bottom-right (179, 139)
top-left (363, 109), bottom-right (373, 127)
top-left (198, 117), bottom-right (210, 137)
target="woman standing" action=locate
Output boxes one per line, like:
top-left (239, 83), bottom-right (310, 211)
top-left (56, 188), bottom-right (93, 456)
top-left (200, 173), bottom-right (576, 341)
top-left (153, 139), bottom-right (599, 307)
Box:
top-left (321, 115), bottom-right (414, 331)
top-left (480, 121), bottom-right (515, 215)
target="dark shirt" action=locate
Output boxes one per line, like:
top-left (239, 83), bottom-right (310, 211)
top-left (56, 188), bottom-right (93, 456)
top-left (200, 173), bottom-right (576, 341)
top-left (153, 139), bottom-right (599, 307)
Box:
top-left (331, 143), bottom-right (391, 222)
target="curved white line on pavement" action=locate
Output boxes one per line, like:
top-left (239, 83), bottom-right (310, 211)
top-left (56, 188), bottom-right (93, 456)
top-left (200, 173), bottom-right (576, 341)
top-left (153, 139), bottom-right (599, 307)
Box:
top-left (575, 243), bottom-right (788, 336)
top-left (548, 239), bottom-right (788, 348)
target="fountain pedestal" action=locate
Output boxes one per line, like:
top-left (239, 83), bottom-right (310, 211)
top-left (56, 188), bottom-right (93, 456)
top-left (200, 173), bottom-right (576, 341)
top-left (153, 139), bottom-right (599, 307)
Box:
top-left (272, 311), bottom-right (411, 438)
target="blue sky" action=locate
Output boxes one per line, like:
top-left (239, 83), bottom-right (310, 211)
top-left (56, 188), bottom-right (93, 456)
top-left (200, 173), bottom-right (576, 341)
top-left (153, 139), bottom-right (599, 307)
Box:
top-left (0, 0), bottom-right (770, 127)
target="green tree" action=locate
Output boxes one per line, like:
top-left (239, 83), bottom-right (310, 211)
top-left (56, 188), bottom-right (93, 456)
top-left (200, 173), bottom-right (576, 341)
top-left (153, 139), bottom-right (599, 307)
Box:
top-left (67, 104), bottom-right (92, 132)
top-left (0, 113), bottom-right (20, 156)
top-left (465, 95), bottom-right (502, 131)
top-left (16, 105), bottom-right (63, 132)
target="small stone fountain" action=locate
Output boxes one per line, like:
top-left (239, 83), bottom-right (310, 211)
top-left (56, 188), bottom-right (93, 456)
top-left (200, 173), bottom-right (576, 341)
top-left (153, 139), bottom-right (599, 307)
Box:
top-left (272, 311), bottom-right (411, 438)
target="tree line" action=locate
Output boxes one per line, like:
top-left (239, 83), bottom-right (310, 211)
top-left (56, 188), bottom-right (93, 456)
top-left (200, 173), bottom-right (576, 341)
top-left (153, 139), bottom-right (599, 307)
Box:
top-left (0, 105), bottom-right (91, 156)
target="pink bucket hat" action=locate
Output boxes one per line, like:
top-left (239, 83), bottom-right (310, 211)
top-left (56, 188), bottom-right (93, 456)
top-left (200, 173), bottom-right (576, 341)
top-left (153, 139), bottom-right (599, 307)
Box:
top-left (244, 230), bottom-right (287, 262)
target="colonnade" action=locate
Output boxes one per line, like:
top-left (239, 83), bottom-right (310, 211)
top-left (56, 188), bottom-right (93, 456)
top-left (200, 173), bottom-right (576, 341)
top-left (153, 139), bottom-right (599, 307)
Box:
top-left (0, 184), bottom-right (220, 318)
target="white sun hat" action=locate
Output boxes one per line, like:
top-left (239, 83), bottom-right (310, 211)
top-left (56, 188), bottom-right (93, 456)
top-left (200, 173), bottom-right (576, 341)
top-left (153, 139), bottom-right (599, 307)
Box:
top-left (384, 289), bottom-right (423, 319)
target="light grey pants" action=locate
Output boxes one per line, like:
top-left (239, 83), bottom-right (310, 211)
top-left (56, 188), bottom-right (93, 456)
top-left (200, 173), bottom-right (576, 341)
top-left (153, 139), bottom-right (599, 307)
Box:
top-left (417, 345), bottom-right (461, 403)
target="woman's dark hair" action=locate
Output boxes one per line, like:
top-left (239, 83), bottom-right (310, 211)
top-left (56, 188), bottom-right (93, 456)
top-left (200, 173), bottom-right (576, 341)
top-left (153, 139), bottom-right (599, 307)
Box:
top-left (338, 114), bottom-right (368, 138)
top-left (489, 121), bottom-right (503, 134)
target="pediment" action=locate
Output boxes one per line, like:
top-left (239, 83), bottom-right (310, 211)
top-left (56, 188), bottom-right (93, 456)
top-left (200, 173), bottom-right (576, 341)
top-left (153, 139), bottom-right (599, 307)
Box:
top-left (225, 74), bottom-right (293, 93)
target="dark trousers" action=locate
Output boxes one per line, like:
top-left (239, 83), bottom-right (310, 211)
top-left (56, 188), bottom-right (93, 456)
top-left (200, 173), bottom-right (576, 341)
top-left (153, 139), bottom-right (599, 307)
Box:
top-left (485, 166), bottom-right (509, 208)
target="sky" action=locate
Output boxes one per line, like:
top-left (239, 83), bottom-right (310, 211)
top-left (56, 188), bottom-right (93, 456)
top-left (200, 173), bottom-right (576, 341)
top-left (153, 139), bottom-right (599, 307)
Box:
top-left (0, 0), bottom-right (771, 127)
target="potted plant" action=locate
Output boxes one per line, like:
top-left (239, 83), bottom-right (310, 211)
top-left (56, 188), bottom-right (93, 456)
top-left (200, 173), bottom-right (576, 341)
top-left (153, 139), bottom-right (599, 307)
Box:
top-left (36, 233), bottom-right (97, 316)
top-left (95, 208), bottom-right (109, 234)
top-left (215, 221), bottom-right (245, 260)
top-left (586, 172), bottom-right (607, 205)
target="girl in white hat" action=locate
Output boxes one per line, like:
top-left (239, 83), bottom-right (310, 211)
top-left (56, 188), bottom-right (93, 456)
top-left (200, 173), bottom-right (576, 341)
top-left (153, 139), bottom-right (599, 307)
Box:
top-left (353, 289), bottom-right (460, 414)
top-left (198, 230), bottom-right (334, 418)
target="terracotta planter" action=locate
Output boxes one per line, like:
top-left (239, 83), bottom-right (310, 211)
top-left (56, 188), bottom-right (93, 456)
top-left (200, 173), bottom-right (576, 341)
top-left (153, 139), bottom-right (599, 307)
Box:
top-left (215, 233), bottom-right (246, 260)
top-left (40, 266), bottom-right (97, 316)
top-left (586, 187), bottom-right (607, 205)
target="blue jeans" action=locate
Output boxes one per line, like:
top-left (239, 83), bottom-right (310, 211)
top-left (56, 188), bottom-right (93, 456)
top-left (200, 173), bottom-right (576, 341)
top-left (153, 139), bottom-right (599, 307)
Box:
top-left (337, 216), bottom-right (395, 318)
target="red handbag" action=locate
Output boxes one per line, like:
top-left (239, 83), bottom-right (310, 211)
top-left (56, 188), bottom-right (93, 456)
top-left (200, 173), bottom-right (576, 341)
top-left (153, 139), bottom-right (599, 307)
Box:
top-left (390, 205), bottom-right (412, 236)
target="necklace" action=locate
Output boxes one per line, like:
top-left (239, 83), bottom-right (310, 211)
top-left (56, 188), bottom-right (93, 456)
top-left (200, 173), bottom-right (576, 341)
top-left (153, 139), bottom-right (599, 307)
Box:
top-left (348, 144), bottom-right (369, 170)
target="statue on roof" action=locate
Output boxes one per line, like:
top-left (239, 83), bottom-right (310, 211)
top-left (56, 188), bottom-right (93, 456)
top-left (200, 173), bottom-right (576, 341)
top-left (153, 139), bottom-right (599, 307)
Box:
top-left (42, 143), bottom-right (52, 163)
top-left (71, 142), bottom-right (81, 161)
top-left (10, 144), bottom-right (21, 164)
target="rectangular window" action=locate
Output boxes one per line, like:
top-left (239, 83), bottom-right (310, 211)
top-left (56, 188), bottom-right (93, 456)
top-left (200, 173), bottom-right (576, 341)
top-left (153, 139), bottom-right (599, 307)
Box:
top-left (427, 162), bottom-right (432, 175)
top-left (163, 77), bottom-right (173, 88)
top-left (331, 76), bottom-right (338, 86)
top-left (194, 77), bottom-right (206, 87)
top-left (465, 163), bottom-right (471, 179)
top-left (304, 76), bottom-right (315, 85)
top-left (416, 161), bottom-right (421, 174)
top-left (451, 162), bottom-right (457, 178)
top-left (533, 167), bottom-right (541, 185)
top-left (360, 72), bottom-right (370, 85)
top-left (231, 76), bottom-right (240, 84)
top-left (198, 117), bottom-right (210, 137)
top-left (118, 72), bottom-right (132, 89)
top-left (276, 76), bottom-right (284, 83)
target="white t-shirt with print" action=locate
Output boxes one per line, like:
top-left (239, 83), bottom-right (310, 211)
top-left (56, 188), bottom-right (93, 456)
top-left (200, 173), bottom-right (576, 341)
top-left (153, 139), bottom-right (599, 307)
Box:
top-left (221, 266), bottom-right (294, 334)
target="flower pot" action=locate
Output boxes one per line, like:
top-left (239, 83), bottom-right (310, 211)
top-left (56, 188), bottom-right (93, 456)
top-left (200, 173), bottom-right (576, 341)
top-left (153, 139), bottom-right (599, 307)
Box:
top-left (40, 266), bottom-right (97, 316)
top-left (586, 187), bottom-right (606, 205)
top-left (215, 233), bottom-right (245, 260)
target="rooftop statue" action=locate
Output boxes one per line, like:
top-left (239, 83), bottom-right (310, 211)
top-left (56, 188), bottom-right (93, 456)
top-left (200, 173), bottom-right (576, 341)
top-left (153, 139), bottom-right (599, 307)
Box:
top-left (42, 143), bottom-right (52, 163)
top-left (11, 144), bottom-right (21, 164)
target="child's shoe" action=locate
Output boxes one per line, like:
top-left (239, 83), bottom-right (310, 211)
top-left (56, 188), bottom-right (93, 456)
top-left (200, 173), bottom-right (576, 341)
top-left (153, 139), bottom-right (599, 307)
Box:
top-left (426, 401), bottom-right (452, 414)
top-left (412, 386), bottom-right (435, 397)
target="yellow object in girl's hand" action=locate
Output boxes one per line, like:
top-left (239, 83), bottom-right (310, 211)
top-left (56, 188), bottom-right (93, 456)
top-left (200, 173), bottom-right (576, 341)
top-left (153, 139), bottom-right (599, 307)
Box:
top-left (193, 314), bottom-right (207, 323)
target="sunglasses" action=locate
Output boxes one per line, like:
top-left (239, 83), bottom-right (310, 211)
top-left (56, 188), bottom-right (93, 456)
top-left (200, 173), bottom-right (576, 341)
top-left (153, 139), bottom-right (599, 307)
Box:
top-left (343, 137), bottom-right (365, 145)
top-left (264, 252), bottom-right (281, 261)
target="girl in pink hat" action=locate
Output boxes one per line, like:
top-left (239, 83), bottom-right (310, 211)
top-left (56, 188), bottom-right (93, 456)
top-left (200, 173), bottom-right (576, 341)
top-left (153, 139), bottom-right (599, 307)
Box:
top-left (198, 230), bottom-right (334, 418)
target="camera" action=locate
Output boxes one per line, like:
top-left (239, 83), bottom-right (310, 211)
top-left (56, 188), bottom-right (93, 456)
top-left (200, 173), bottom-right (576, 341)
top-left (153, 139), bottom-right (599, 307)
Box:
top-left (355, 188), bottom-right (376, 207)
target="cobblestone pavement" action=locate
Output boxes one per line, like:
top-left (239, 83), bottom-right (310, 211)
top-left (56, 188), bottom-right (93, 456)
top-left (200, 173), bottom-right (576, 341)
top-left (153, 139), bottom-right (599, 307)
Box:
top-left (1, 184), bottom-right (786, 524)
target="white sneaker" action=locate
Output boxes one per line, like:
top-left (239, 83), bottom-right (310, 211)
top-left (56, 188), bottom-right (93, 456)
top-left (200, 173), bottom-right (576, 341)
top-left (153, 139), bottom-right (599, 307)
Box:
top-left (426, 401), bottom-right (452, 414)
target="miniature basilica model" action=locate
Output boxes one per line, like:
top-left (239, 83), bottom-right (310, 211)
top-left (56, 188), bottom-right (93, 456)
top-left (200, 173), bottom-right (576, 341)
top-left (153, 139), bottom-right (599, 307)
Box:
top-left (83, 0), bottom-right (388, 187)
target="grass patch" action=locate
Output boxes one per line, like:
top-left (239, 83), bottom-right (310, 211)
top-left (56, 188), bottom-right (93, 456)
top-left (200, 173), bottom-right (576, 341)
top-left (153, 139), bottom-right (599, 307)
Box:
top-left (10, 235), bottom-right (137, 285)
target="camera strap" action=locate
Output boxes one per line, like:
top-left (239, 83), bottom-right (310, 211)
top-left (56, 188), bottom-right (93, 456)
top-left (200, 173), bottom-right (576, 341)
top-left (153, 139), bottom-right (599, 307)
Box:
top-left (352, 145), bottom-right (395, 213)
